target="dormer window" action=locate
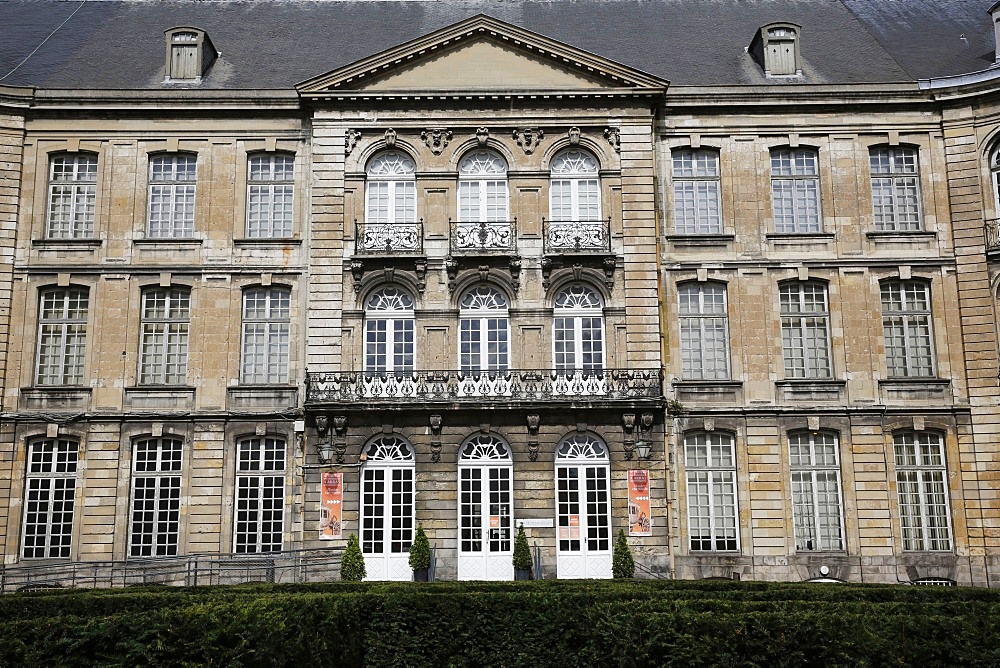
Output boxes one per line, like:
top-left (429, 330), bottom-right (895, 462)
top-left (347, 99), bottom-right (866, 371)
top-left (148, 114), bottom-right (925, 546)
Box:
top-left (164, 27), bottom-right (216, 83)
top-left (749, 23), bottom-right (802, 77)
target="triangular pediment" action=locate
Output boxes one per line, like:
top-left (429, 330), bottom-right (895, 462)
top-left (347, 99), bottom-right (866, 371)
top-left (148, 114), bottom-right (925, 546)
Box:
top-left (298, 15), bottom-right (668, 96)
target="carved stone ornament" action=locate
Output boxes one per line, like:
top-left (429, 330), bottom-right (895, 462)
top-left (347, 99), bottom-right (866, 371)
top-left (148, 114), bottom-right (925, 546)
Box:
top-left (430, 441), bottom-right (443, 463)
top-left (350, 259), bottom-right (364, 293)
top-left (604, 127), bottom-right (621, 153)
top-left (384, 128), bottom-right (397, 148)
top-left (509, 255), bottom-right (522, 293)
top-left (429, 414), bottom-right (443, 436)
top-left (568, 127), bottom-right (581, 145)
top-left (333, 415), bottom-right (348, 437)
top-left (421, 128), bottom-right (453, 155)
top-left (513, 127), bottom-right (544, 154)
top-left (334, 441), bottom-right (347, 465)
top-left (415, 258), bottom-right (427, 293)
top-left (445, 255), bottom-right (460, 291)
top-left (345, 129), bottom-right (361, 156)
top-left (476, 127), bottom-right (490, 146)
top-left (315, 415), bottom-right (329, 436)
top-left (526, 414), bottom-right (540, 436)
top-left (527, 414), bottom-right (540, 463)
top-left (528, 441), bottom-right (539, 462)
top-left (623, 413), bottom-right (636, 434)
top-left (603, 256), bottom-right (617, 289)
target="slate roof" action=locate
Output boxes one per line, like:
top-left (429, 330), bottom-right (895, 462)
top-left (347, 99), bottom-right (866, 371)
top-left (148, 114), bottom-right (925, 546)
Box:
top-left (0, 0), bottom-right (994, 90)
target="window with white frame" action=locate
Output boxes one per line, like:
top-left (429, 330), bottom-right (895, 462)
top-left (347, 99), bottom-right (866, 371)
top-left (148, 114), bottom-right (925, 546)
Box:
top-left (364, 287), bottom-right (415, 374)
top-left (553, 284), bottom-right (604, 372)
top-left (770, 147), bottom-right (821, 233)
top-left (870, 147), bottom-right (921, 232)
top-left (130, 437), bottom-right (182, 557)
top-left (247, 153), bottom-right (294, 238)
top-left (550, 149), bottom-right (601, 221)
top-left (881, 280), bottom-right (935, 378)
top-left (22, 438), bottom-right (78, 559)
top-left (366, 151), bottom-right (416, 226)
top-left (678, 282), bottom-right (730, 380)
top-left (685, 431), bottom-right (738, 551)
top-left (672, 148), bottom-right (722, 234)
top-left (139, 287), bottom-right (190, 385)
top-left (555, 433), bottom-right (611, 556)
top-left (894, 431), bottom-right (951, 551)
top-left (459, 150), bottom-right (508, 222)
top-left (789, 430), bottom-right (844, 551)
top-left (46, 153), bottom-right (97, 239)
top-left (241, 286), bottom-right (290, 384)
top-left (36, 287), bottom-right (88, 386)
top-left (459, 434), bottom-right (513, 558)
top-left (779, 281), bottom-right (832, 379)
top-left (234, 437), bottom-right (285, 554)
top-left (459, 285), bottom-right (509, 372)
top-left (148, 154), bottom-right (197, 238)
top-left (361, 436), bottom-right (415, 563)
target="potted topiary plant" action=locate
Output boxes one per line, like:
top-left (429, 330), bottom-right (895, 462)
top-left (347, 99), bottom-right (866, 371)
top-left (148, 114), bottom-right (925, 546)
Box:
top-left (341, 533), bottom-right (366, 582)
top-left (409, 526), bottom-right (431, 582)
top-left (512, 523), bottom-right (533, 580)
top-left (612, 528), bottom-right (635, 579)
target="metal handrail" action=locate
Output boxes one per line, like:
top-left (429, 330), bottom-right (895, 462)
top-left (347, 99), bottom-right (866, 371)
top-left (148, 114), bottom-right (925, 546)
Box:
top-left (449, 218), bottom-right (518, 254)
top-left (986, 218), bottom-right (1000, 252)
top-left (354, 219), bottom-right (424, 254)
top-left (543, 217), bottom-right (612, 253)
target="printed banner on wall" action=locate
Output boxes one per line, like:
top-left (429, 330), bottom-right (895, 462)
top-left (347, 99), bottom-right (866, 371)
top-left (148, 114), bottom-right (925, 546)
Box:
top-left (320, 472), bottom-right (343, 540)
top-left (628, 469), bottom-right (652, 536)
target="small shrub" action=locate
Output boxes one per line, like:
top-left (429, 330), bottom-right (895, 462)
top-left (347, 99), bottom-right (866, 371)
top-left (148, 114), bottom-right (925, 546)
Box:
top-left (512, 523), bottom-right (532, 572)
top-left (612, 529), bottom-right (635, 579)
top-left (341, 533), bottom-right (366, 581)
top-left (409, 526), bottom-right (431, 571)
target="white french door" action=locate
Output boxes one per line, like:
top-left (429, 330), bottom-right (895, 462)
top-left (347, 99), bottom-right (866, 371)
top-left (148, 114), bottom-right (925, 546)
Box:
top-left (555, 434), bottom-right (611, 578)
top-left (360, 437), bottom-right (415, 581)
top-left (458, 465), bottom-right (513, 580)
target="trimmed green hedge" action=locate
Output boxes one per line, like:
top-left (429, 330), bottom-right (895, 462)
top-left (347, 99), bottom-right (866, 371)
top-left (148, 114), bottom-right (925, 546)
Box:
top-left (3, 580), bottom-right (1000, 666)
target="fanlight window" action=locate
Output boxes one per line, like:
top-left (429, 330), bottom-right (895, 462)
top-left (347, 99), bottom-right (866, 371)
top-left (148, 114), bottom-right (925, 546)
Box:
top-left (550, 149), bottom-right (600, 223)
top-left (460, 151), bottom-right (507, 176)
top-left (551, 150), bottom-right (600, 176)
top-left (554, 284), bottom-right (603, 310)
top-left (556, 433), bottom-right (609, 460)
top-left (460, 434), bottom-right (511, 460)
top-left (461, 285), bottom-right (508, 311)
top-left (366, 287), bottom-right (414, 312)
top-left (460, 286), bottom-right (509, 372)
top-left (367, 152), bottom-right (416, 178)
top-left (458, 150), bottom-right (509, 223)
top-left (364, 436), bottom-right (414, 462)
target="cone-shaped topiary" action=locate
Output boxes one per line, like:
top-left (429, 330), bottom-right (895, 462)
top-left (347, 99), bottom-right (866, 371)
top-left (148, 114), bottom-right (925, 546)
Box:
top-left (512, 523), bottom-right (532, 572)
top-left (409, 526), bottom-right (431, 571)
top-left (341, 533), bottom-right (366, 582)
top-left (612, 529), bottom-right (635, 579)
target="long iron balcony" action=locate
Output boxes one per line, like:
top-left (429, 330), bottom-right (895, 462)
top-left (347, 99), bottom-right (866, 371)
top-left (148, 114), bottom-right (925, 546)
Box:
top-left (305, 368), bottom-right (663, 404)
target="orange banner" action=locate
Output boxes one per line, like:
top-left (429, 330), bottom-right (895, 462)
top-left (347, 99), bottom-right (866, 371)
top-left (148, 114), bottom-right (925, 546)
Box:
top-left (320, 472), bottom-right (343, 540)
top-left (628, 469), bottom-right (652, 536)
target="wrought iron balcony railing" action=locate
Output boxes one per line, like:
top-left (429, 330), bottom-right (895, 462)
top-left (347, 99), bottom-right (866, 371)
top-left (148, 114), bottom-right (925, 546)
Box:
top-left (306, 368), bottom-right (663, 403)
top-left (986, 219), bottom-right (1000, 253)
top-left (543, 218), bottom-right (612, 253)
top-left (355, 220), bottom-right (424, 254)
top-left (450, 219), bottom-right (517, 254)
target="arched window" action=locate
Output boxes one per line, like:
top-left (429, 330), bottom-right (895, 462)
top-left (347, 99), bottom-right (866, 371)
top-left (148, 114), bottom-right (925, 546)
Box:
top-left (362, 151), bottom-right (418, 252)
top-left (364, 287), bottom-right (415, 374)
top-left (553, 284), bottom-right (604, 372)
top-left (893, 431), bottom-right (951, 552)
top-left (130, 437), bottom-right (183, 557)
top-left (247, 153), bottom-right (294, 238)
top-left (550, 149), bottom-right (600, 221)
top-left (788, 430), bottom-right (843, 552)
top-left (678, 282), bottom-right (730, 380)
top-left (241, 286), bottom-right (291, 384)
top-left (36, 286), bottom-right (89, 386)
top-left (459, 286), bottom-right (509, 372)
top-left (46, 153), bottom-right (98, 239)
top-left (684, 431), bottom-right (738, 551)
top-left (458, 434), bottom-right (513, 580)
top-left (555, 433), bottom-right (611, 578)
top-left (234, 436), bottom-right (286, 554)
top-left (22, 438), bottom-right (78, 559)
top-left (361, 435), bottom-right (415, 581)
top-left (459, 150), bottom-right (508, 222)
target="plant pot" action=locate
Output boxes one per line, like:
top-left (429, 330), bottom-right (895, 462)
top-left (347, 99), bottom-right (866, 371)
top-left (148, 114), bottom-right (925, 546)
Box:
top-left (514, 567), bottom-right (532, 581)
top-left (413, 568), bottom-right (429, 582)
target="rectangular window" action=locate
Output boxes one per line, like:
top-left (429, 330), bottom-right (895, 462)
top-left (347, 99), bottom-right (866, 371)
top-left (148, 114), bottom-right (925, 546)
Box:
top-left (241, 287), bottom-right (290, 384)
top-left (780, 282), bottom-right (832, 379)
top-left (771, 148), bottom-right (821, 233)
top-left (870, 147), bottom-right (921, 232)
top-left (789, 431), bottom-right (844, 551)
top-left (672, 149), bottom-right (722, 234)
top-left (148, 155), bottom-right (196, 238)
top-left (247, 154), bottom-right (294, 238)
top-left (22, 439), bottom-right (77, 559)
top-left (881, 280), bottom-right (935, 378)
top-left (139, 287), bottom-right (190, 385)
top-left (234, 437), bottom-right (285, 554)
top-left (130, 438), bottom-right (182, 557)
top-left (895, 432), bottom-right (951, 551)
top-left (46, 154), bottom-right (97, 239)
top-left (365, 319), bottom-right (414, 373)
top-left (685, 432), bottom-right (738, 551)
top-left (36, 288), bottom-right (88, 386)
top-left (678, 283), bottom-right (730, 380)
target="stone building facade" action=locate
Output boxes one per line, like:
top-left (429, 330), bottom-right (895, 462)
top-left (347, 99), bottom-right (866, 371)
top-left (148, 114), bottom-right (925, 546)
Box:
top-left (1, 0), bottom-right (1000, 585)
